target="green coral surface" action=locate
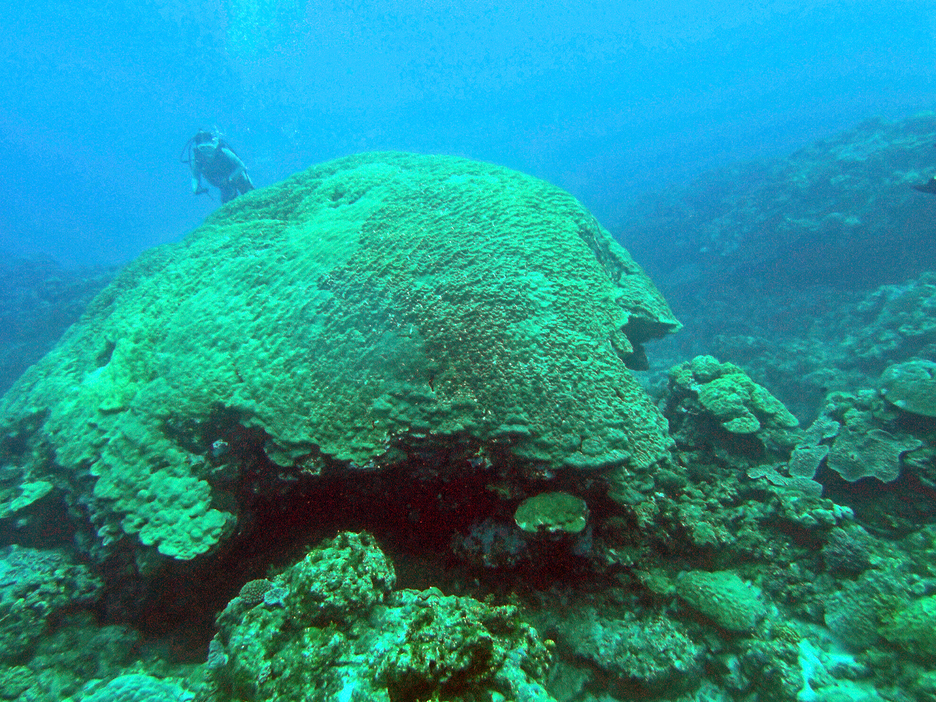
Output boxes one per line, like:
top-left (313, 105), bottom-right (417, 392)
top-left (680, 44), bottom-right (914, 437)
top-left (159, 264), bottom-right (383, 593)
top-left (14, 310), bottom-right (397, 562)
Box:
top-left (0, 152), bottom-right (679, 561)
top-left (880, 595), bottom-right (936, 657)
top-left (670, 356), bottom-right (799, 435)
top-left (514, 491), bottom-right (589, 534)
top-left (211, 532), bottom-right (554, 702)
top-left (880, 360), bottom-right (936, 417)
top-left (676, 570), bottom-right (767, 633)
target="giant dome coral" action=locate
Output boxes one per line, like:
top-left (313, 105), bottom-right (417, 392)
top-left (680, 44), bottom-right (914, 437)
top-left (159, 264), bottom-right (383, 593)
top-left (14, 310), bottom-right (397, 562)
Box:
top-left (0, 152), bottom-right (679, 561)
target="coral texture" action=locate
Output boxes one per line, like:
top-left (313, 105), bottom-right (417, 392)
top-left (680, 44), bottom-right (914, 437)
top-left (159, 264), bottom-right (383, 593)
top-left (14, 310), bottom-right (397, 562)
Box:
top-left (514, 492), bottom-right (589, 534)
top-left (879, 360), bottom-right (936, 417)
top-left (210, 531), bottom-right (554, 702)
top-left (0, 152), bottom-right (679, 561)
top-left (675, 570), bottom-right (767, 633)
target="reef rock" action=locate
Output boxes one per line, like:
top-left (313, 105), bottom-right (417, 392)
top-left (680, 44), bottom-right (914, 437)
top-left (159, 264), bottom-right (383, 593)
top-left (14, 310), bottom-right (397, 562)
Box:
top-left (624, 113), bottom-right (936, 301)
top-left (210, 532), bottom-right (554, 702)
top-left (0, 152), bottom-right (679, 561)
top-left (880, 360), bottom-right (936, 417)
top-left (676, 569), bottom-right (767, 633)
top-left (549, 605), bottom-right (704, 694)
top-left (664, 355), bottom-right (800, 466)
top-left (0, 545), bottom-right (102, 662)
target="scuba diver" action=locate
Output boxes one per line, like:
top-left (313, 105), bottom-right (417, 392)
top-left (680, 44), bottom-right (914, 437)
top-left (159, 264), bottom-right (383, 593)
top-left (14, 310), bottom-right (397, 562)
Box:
top-left (180, 128), bottom-right (254, 203)
top-left (914, 176), bottom-right (936, 194)
top-left (914, 143), bottom-right (936, 194)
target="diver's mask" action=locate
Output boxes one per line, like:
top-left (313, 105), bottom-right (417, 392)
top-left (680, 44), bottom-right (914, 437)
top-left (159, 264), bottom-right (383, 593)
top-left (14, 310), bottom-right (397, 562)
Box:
top-left (195, 133), bottom-right (219, 154)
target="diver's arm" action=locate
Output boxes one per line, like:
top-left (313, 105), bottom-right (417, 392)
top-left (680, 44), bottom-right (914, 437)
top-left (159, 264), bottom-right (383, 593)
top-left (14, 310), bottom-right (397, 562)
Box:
top-left (221, 148), bottom-right (247, 183)
top-left (190, 161), bottom-right (208, 195)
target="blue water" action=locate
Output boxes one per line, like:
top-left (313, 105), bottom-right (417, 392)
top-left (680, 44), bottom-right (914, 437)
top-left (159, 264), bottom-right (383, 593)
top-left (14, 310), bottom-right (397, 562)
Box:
top-left (1, 0), bottom-right (933, 267)
top-left (4, 4), bottom-right (936, 700)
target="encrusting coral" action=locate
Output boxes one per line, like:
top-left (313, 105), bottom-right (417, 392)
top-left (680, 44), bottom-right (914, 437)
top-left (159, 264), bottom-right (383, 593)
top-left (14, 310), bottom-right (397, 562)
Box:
top-left (209, 532), bottom-right (555, 702)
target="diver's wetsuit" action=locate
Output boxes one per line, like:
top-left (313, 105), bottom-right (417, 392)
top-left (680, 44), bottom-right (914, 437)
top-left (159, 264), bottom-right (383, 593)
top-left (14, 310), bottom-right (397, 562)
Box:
top-left (192, 143), bottom-right (254, 203)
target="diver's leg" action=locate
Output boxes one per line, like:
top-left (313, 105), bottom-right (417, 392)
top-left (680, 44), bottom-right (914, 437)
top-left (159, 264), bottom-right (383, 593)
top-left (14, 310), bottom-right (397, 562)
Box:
top-left (220, 183), bottom-right (236, 203)
top-left (237, 172), bottom-right (254, 194)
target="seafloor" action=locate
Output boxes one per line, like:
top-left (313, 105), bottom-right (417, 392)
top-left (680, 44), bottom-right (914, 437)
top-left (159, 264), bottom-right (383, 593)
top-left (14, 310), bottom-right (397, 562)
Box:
top-left (0, 114), bottom-right (935, 702)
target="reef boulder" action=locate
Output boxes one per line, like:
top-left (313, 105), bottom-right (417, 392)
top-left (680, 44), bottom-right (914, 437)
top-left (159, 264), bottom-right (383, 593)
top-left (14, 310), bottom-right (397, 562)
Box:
top-left (880, 360), bottom-right (936, 417)
top-left (209, 532), bottom-right (554, 702)
top-left (0, 152), bottom-right (679, 562)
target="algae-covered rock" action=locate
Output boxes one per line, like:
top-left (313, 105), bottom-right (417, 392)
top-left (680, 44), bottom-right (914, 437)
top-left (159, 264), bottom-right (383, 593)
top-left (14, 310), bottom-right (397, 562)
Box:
top-left (211, 531), bottom-right (554, 702)
top-left (282, 531), bottom-right (395, 624)
top-left (376, 590), bottom-right (553, 702)
top-left (79, 673), bottom-right (191, 702)
top-left (670, 356), bottom-right (799, 435)
top-left (212, 532), bottom-right (395, 699)
top-left (822, 569), bottom-right (907, 650)
top-left (0, 152), bottom-right (679, 562)
top-left (553, 605), bottom-right (704, 693)
top-left (0, 546), bottom-right (102, 663)
top-left (514, 491), bottom-right (589, 534)
top-left (216, 532), bottom-right (394, 638)
top-left (880, 595), bottom-right (936, 657)
top-left (675, 570), bottom-right (767, 633)
top-left (29, 613), bottom-right (142, 700)
top-left (880, 360), bottom-right (936, 417)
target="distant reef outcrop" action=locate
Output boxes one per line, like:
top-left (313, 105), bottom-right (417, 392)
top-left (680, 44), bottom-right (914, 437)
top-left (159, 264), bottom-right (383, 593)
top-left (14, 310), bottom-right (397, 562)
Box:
top-left (621, 112), bottom-right (936, 420)
top-left (0, 256), bottom-right (113, 396)
top-left (621, 112), bottom-right (936, 305)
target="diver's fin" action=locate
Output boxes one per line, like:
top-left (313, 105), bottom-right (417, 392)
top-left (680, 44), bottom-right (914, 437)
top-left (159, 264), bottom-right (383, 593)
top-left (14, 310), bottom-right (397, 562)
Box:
top-left (913, 179), bottom-right (936, 194)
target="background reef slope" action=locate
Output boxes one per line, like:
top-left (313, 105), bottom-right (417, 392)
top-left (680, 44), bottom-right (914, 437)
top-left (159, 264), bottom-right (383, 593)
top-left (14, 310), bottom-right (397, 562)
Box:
top-left (624, 113), bottom-right (936, 301)
top-left (622, 112), bottom-right (936, 420)
top-left (0, 151), bottom-right (679, 562)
